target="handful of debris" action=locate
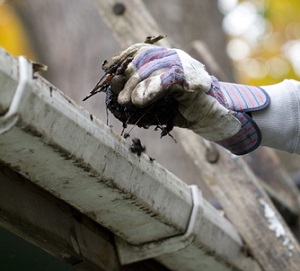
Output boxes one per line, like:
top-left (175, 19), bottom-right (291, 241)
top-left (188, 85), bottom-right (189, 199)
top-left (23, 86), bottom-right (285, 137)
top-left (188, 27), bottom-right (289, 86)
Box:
top-left (83, 36), bottom-right (177, 138)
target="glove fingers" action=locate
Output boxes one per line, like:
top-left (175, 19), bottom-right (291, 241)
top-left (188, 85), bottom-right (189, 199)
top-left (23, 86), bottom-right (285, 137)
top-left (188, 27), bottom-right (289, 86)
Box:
top-left (110, 75), bottom-right (126, 95)
top-left (131, 75), bottom-right (168, 107)
top-left (110, 57), bottom-right (140, 99)
top-left (118, 73), bottom-right (169, 108)
top-left (118, 73), bottom-right (142, 105)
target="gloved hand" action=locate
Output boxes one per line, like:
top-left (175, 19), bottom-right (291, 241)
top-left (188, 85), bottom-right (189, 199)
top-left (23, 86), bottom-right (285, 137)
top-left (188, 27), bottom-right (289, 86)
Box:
top-left (105, 43), bottom-right (270, 155)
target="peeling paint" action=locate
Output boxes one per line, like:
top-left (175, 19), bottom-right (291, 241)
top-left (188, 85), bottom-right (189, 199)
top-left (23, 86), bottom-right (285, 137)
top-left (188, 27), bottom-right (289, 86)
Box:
top-left (259, 198), bottom-right (294, 256)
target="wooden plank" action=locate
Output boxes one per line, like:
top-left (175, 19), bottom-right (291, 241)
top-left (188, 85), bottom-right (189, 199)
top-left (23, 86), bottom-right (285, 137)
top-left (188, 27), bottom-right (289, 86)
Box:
top-left (91, 1), bottom-right (300, 270)
top-left (91, 0), bottom-right (171, 49)
top-left (245, 148), bottom-right (300, 217)
top-left (0, 162), bottom-right (119, 271)
top-left (186, 40), bottom-right (229, 81)
top-left (176, 130), bottom-right (300, 271)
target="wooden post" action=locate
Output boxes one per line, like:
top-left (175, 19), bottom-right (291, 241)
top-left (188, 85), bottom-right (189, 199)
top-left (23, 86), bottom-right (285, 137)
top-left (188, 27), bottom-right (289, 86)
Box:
top-left (91, 0), bottom-right (300, 270)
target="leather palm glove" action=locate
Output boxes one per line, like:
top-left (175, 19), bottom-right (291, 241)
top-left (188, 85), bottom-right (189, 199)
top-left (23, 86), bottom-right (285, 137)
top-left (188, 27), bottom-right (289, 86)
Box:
top-left (105, 43), bottom-right (270, 155)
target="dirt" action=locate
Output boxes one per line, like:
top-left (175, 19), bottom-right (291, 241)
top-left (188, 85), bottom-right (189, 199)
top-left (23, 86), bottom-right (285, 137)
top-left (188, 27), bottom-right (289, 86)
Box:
top-left (105, 85), bottom-right (177, 137)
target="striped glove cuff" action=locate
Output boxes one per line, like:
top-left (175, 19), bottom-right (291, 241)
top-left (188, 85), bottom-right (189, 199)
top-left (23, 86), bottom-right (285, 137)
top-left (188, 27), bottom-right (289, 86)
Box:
top-left (208, 77), bottom-right (270, 155)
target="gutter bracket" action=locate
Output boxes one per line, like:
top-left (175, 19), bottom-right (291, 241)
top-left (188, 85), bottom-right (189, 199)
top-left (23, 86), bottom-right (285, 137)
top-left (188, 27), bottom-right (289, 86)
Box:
top-left (115, 185), bottom-right (203, 264)
top-left (0, 56), bottom-right (33, 134)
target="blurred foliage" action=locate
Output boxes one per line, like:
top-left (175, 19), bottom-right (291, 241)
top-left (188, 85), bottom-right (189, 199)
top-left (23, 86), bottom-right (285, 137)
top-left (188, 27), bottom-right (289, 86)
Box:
top-left (221, 0), bottom-right (300, 85)
top-left (0, 1), bottom-right (35, 59)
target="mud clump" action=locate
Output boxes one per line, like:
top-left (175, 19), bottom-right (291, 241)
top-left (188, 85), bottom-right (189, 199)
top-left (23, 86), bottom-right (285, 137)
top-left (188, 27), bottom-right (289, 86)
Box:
top-left (105, 85), bottom-right (177, 137)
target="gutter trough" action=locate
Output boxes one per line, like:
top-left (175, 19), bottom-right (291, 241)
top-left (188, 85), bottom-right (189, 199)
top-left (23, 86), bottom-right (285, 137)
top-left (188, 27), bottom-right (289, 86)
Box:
top-left (0, 47), bottom-right (261, 271)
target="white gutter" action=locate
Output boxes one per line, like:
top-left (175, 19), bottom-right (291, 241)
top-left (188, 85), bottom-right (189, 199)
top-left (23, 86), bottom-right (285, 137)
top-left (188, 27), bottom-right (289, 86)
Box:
top-left (0, 47), bottom-right (261, 271)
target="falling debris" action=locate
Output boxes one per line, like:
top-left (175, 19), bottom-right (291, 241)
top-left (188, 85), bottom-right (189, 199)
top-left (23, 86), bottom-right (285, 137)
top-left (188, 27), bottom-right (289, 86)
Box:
top-left (130, 138), bottom-right (146, 157)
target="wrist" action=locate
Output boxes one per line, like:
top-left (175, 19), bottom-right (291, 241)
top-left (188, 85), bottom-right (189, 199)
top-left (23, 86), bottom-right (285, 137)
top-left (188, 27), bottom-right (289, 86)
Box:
top-left (208, 77), bottom-right (270, 155)
top-left (252, 79), bottom-right (300, 154)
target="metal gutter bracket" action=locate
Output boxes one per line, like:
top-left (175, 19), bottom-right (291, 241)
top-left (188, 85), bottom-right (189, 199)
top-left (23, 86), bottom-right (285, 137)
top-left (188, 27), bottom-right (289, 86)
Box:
top-left (0, 56), bottom-right (33, 134)
top-left (115, 185), bottom-right (203, 264)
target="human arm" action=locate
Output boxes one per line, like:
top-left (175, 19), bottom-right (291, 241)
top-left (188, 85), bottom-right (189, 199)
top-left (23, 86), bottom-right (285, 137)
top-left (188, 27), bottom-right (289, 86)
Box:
top-left (252, 79), bottom-right (300, 154)
top-left (103, 43), bottom-right (300, 155)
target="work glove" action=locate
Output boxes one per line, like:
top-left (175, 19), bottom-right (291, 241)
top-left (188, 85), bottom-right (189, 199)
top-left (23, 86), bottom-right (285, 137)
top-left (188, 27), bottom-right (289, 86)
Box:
top-left (105, 43), bottom-right (270, 155)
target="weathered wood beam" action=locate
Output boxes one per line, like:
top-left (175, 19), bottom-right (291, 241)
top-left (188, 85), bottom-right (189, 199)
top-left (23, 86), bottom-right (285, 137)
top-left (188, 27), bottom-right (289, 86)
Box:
top-left (176, 130), bottom-right (300, 271)
top-left (0, 161), bottom-right (171, 271)
top-left (0, 162), bottom-right (119, 271)
top-left (245, 148), bottom-right (300, 222)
